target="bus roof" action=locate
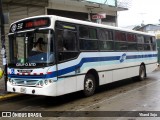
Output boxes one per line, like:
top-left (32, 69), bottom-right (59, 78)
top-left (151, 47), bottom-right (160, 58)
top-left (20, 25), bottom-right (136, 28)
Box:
top-left (10, 15), bottom-right (155, 36)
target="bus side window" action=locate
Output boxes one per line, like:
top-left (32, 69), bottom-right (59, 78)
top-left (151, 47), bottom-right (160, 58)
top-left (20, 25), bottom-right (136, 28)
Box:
top-left (137, 35), bottom-right (144, 51)
top-left (115, 31), bottom-right (127, 51)
top-left (79, 26), bottom-right (89, 38)
top-left (57, 29), bottom-right (78, 62)
top-left (57, 30), bottom-right (64, 51)
top-left (79, 26), bottom-right (98, 50)
top-left (63, 30), bottom-right (76, 51)
top-left (127, 33), bottom-right (137, 51)
top-left (144, 36), bottom-right (152, 51)
top-left (99, 29), bottom-right (114, 51)
top-left (151, 37), bottom-right (157, 51)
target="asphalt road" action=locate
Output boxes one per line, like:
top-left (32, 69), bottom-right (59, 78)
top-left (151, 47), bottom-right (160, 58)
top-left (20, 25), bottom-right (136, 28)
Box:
top-left (1, 69), bottom-right (160, 120)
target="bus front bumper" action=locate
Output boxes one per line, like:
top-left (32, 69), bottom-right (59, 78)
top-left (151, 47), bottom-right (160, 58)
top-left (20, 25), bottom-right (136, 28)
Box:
top-left (7, 82), bottom-right (57, 96)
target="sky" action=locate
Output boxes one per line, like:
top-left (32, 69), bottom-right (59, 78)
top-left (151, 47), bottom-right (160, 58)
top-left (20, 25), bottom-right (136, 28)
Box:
top-left (118, 0), bottom-right (160, 27)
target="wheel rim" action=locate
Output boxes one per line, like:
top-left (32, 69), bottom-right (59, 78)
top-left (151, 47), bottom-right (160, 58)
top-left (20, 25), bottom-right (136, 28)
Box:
top-left (85, 78), bottom-right (94, 92)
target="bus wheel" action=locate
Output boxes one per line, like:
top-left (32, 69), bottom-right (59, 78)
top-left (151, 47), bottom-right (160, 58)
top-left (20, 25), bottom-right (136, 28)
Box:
top-left (83, 74), bottom-right (96, 97)
top-left (139, 65), bottom-right (146, 80)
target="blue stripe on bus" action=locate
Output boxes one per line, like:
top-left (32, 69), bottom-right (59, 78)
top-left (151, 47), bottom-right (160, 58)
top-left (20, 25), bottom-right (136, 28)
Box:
top-left (57, 56), bottom-right (120, 77)
top-left (126, 54), bottom-right (157, 59)
top-left (8, 54), bottom-right (157, 79)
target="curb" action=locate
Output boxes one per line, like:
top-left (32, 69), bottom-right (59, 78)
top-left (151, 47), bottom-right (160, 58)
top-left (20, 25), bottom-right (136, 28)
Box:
top-left (0, 93), bottom-right (20, 101)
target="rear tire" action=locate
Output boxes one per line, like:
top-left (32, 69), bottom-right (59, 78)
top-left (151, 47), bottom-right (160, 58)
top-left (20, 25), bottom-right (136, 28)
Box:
top-left (83, 74), bottom-right (96, 97)
top-left (139, 65), bottom-right (146, 80)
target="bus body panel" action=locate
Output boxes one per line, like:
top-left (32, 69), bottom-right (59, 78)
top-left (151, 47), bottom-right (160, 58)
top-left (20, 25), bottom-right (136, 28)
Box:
top-left (99, 71), bottom-right (113, 85)
top-left (146, 63), bottom-right (157, 74)
top-left (7, 51), bottom-right (157, 96)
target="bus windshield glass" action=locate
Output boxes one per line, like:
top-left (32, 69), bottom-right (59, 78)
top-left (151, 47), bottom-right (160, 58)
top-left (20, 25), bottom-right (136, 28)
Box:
top-left (8, 29), bottom-right (54, 67)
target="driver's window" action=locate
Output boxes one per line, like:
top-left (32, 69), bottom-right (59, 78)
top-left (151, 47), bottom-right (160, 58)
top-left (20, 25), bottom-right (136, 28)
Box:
top-left (56, 28), bottom-right (78, 62)
top-left (16, 36), bottom-right (25, 63)
top-left (32, 32), bottom-right (48, 52)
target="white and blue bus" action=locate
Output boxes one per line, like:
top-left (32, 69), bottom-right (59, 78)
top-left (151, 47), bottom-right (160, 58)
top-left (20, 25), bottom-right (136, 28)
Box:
top-left (7, 15), bottom-right (157, 97)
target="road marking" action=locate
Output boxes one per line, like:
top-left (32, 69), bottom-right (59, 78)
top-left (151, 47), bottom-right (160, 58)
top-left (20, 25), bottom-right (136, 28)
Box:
top-left (0, 93), bottom-right (20, 101)
top-left (76, 80), bottom-right (160, 111)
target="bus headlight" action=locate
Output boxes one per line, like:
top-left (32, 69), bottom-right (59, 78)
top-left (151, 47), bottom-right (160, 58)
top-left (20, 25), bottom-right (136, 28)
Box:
top-left (40, 80), bottom-right (44, 86)
top-left (36, 79), bottom-right (55, 87)
top-left (49, 79), bottom-right (53, 83)
top-left (36, 80), bottom-right (44, 87)
top-left (11, 80), bottom-right (16, 85)
top-left (8, 78), bottom-right (11, 82)
top-left (8, 78), bottom-right (15, 85)
top-left (44, 80), bottom-right (48, 85)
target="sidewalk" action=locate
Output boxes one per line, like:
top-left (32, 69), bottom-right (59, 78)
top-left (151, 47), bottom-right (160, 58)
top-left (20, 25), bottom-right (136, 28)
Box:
top-left (0, 77), bottom-right (19, 101)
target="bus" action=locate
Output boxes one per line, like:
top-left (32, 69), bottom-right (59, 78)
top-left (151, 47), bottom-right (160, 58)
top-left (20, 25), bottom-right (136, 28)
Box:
top-left (7, 15), bottom-right (157, 97)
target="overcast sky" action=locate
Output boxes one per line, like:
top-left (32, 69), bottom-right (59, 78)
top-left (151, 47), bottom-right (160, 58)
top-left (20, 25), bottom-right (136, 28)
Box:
top-left (118, 0), bottom-right (160, 27)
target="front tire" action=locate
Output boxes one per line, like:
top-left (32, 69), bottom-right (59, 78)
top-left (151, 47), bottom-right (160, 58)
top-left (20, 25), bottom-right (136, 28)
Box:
top-left (83, 74), bottom-right (96, 97)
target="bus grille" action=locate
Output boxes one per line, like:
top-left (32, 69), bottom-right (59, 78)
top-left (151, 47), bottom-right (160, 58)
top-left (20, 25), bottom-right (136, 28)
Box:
top-left (13, 79), bottom-right (40, 87)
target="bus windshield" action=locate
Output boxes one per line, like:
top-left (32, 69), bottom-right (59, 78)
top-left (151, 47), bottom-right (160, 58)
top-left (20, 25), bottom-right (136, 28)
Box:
top-left (8, 29), bottom-right (54, 67)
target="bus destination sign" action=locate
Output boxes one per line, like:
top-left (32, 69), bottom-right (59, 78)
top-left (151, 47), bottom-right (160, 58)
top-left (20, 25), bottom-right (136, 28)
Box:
top-left (10, 17), bottom-right (50, 33)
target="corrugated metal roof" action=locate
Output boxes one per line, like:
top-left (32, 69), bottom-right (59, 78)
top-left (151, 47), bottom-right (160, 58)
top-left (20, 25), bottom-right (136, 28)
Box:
top-left (73, 0), bottom-right (130, 9)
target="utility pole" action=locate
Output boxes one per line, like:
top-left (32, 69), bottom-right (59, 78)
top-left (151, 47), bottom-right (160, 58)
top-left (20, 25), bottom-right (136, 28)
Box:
top-left (0, 0), bottom-right (7, 91)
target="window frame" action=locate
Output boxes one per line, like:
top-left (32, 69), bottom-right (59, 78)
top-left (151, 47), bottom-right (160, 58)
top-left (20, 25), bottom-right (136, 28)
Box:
top-left (127, 33), bottom-right (137, 51)
top-left (55, 21), bottom-right (80, 63)
top-left (114, 30), bottom-right (127, 51)
top-left (98, 28), bottom-right (114, 51)
top-left (137, 34), bottom-right (145, 51)
top-left (79, 25), bottom-right (99, 51)
top-left (143, 36), bottom-right (153, 51)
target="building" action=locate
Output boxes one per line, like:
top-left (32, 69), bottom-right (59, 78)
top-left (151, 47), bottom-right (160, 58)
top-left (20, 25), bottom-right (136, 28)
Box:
top-left (47, 0), bottom-right (128, 26)
top-left (0, 0), bottom-right (128, 66)
top-left (133, 24), bottom-right (160, 35)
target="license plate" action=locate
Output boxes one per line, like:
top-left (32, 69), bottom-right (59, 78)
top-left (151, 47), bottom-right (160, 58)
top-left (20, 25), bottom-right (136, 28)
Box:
top-left (20, 87), bottom-right (26, 93)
